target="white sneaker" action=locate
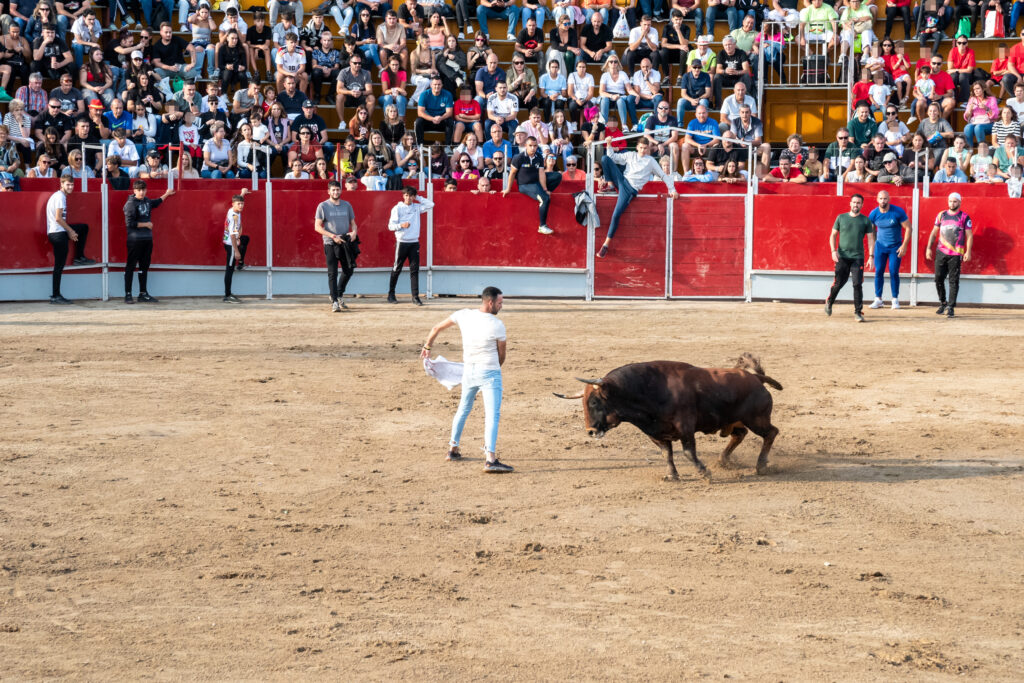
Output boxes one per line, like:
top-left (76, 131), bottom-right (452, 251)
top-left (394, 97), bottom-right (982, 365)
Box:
top-left (869, 298), bottom-right (884, 309)
top-left (906, 116), bottom-right (917, 125)
top-left (332, 300), bottom-right (341, 312)
top-left (467, 25), bottom-right (474, 35)
top-left (458, 32), bottom-right (465, 40)
top-left (337, 121), bottom-right (347, 131)
top-left (891, 300), bottom-right (901, 310)
top-left (538, 225), bottom-right (553, 235)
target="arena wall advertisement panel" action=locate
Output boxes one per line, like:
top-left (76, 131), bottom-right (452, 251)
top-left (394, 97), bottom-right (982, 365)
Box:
top-left (593, 196), bottom-right (667, 298)
top-left (671, 196), bottom-right (745, 297)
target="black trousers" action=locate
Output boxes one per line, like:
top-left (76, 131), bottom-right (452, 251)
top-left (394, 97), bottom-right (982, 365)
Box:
top-left (885, 5), bottom-right (912, 38)
top-left (324, 241), bottom-right (354, 301)
top-left (935, 252), bottom-right (962, 307)
top-left (388, 241), bottom-right (420, 297)
top-left (224, 234), bottom-right (250, 296)
top-left (624, 46), bottom-right (662, 74)
top-left (713, 73), bottom-right (753, 108)
top-left (311, 66), bottom-right (340, 102)
top-left (657, 47), bottom-right (690, 77)
top-left (827, 256), bottom-right (865, 314)
top-left (952, 68), bottom-right (990, 102)
top-left (220, 67), bottom-right (249, 93)
top-left (414, 117), bottom-right (454, 145)
top-left (125, 237), bottom-right (154, 294)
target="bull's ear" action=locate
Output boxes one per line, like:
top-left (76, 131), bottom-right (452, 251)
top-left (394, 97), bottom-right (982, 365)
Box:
top-left (575, 377), bottom-right (604, 387)
top-left (553, 391), bottom-right (585, 399)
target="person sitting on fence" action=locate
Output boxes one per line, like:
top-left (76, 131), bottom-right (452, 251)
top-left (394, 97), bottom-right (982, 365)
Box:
top-left (762, 154), bottom-right (806, 182)
top-left (504, 135), bottom-right (562, 235)
top-left (680, 103), bottom-right (718, 172)
top-left (713, 36), bottom-right (752, 109)
top-left (799, 0), bottom-right (838, 52)
top-left (597, 136), bottom-right (678, 257)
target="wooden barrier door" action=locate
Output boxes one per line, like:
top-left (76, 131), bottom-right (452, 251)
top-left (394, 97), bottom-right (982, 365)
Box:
top-left (593, 195), bottom-right (667, 298)
top-left (670, 195), bottom-right (745, 298)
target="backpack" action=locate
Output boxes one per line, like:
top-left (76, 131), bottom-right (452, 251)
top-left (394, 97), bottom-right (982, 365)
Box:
top-left (799, 54), bottom-right (829, 85)
top-left (385, 172), bottom-right (403, 191)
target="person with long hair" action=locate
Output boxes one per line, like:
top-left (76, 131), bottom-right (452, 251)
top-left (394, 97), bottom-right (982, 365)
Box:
top-left (454, 130), bottom-right (484, 167)
top-left (408, 34), bottom-right (435, 104)
top-left (423, 11), bottom-right (451, 50)
top-left (379, 53), bottom-right (409, 115)
top-left (202, 123), bottom-right (236, 178)
top-left (38, 126), bottom-right (69, 168)
top-left (80, 47), bottom-right (114, 105)
top-left (395, 131), bottom-right (420, 173)
top-left (380, 103), bottom-right (407, 145)
top-left (218, 28), bottom-right (250, 93)
top-left (312, 156), bottom-right (331, 179)
top-left (233, 121), bottom-right (266, 178)
top-left (880, 39), bottom-right (911, 105)
top-left (287, 124), bottom-right (324, 174)
top-left (265, 100), bottom-right (291, 171)
top-left (467, 33), bottom-right (493, 74)
top-left (365, 129), bottom-right (398, 175)
top-left (435, 33), bottom-right (467, 95)
top-left (125, 70), bottom-right (164, 113)
top-left (354, 9), bottom-right (383, 69)
top-left (963, 81), bottom-right (998, 148)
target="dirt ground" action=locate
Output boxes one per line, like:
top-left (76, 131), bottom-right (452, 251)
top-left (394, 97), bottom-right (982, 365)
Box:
top-left (1, 296), bottom-right (1023, 680)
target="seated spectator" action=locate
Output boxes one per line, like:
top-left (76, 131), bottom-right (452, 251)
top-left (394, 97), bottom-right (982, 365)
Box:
top-left (876, 151), bottom-right (916, 185)
top-left (409, 35), bottom-right (435, 104)
top-left (395, 131), bottom-right (420, 172)
top-left (939, 134), bottom-right (970, 171)
top-left (994, 134), bottom-right (1024, 174)
top-left (916, 0), bottom-right (943, 53)
top-left (822, 127), bottom-right (857, 181)
top-left (867, 72), bottom-right (892, 116)
top-left (310, 33), bottom-right (343, 108)
top-left (712, 36), bottom-right (751, 109)
top-left (992, 106), bottom-right (1022, 147)
top-left (351, 11), bottom-right (383, 70)
top-left (366, 130), bottom-right (399, 177)
top-left (403, 157), bottom-right (424, 179)
top-left (61, 147), bottom-right (95, 177)
top-left (917, 101), bottom-right (953, 153)
top-left (676, 59), bottom-right (711, 122)
top-left (188, 4), bottom-right (218, 82)
top-left (416, 75), bottom-right (455, 145)
top-left (878, 106), bottom-right (910, 155)
top-left (104, 156), bottom-right (132, 189)
top-left (452, 85), bottom-right (484, 144)
top-left (932, 155), bottom-right (968, 182)
top-left (643, 100), bottom-right (679, 160)
top-left (435, 34), bottom-right (468, 95)
top-left (706, 130), bottom-right (745, 172)
top-left (397, 0), bottom-right (426, 38)
top-left (422, 7), bottom-right (453, 45)
top-left (50, 72), bottom-right (84, 117)
top-left (1006, 82), bottom-right (1024, 124)
top-left (682, 156), bottom-right (717, 182)
top-left (718, 79), bottom-right (755, 130)
top-left (515, 17), bottom-right (546, 67)
top-left (844, 155), bottom-right (873, 183)
top-left (0, 25), bottom-right (31, 104)
top-left (125, 71), bottom-right (165, 115)
top-left (486, 80), bottom-right (520, 138)
top-left (1007, 163), bottom-right (1023, 195)
top-left (625, 15), bottom-right (662, 73)
top-left (947, 36), bottom-right (984, 103)
top-left (603, 115), bottom-right (626, 153)
top-left (169, 152), bottom-right (200, 181)
top-left (482, 123), bottom-right (514, 164)
top-left (580, 12), bottom-right (615, 64)
top-left (902, 132), bottom-right (932, 180)
top-left (518, 107), bottom-right (553, 154)
top-left (454, 131), bottom-right (485, 167)
top-left (961, 81), bottom-right (997, 149)
top-left (914, 54), bottom-right (955, 121)
top-left (452, 152), bottom-right (480, 178)
top-left (276, 75), bottom-right (306, 120)
top-left (474, 52), bottom-right (506, 109)
top-left (659, 154), bottom-right (685, 182)
top-left (284, 157), bottom-right (311, 178)
top-left (379, 54), bottom-right (409, 117)
top-left (334, 55), bottom-right (374, 131)
top-left (4, 98), bottom-right (36, 151)
top-left (838, 0), bottom-right (876, 66)
top-left (632, 57), bottom-right (663, 113)
top-left (600, 56), bottom-right (638, 130)
top-left (288, 125), bottom-right (324, 174)
top-left (467, 34), bottom-right (494, 75)
top-left (0, 124), bottom-right (21, 178)
top-left (151, 22), bottom-right (198, 82)
top-left (234, 121), bottom-right (268, 179)
top-left (472, 175), bottom-right (496, 193)
top-left (801, 146), bottom-right (824, 181)
top-left (429, 142), bottom-right (451, 177)
top-left (798, 0), bottom-right (838, 52)
top-left (216, 30), bottom-right (248, 94)
top-left (333, 135), bottom-right (364, 176)
top-left (476, 0), bottom-right (522, 40)
top-left (202, 123), bottom-right (236, 178)
top-left (483, 150), bottom-right (507, 178)
top-left (549, 108), bottom-right (574, 164)
top-left (562, 154), bottom-right (587, 180)
top-left (246, 10), bottom-right (274, 80)
top-left (718, 158), bottom-right (747, 184)
top-left (976, 163), bottom-right (1004, 183)
top-left (539, 59), bottom-right (568, 117)
top-left (139, 149), bottom-right (169, 179)
top-left (546, 13), bottom-right (581, 78)
top-left (680, 103), bottom-right (718, 172)
top-left (37, 126), bottom-right (70, 168)
top-left (107, 128), bottom-right (140, 176)
top-left (850, 67), bottom-right (872, 110)
top-left (15, 73), bottom-right (48, 118)
top-left (32, 24), bottom-right (74, 81)
top-left (506, 55), bottom-right (538, 109)
top-left (968, 141), bottom-right (992, 180)
top-left (443, 177), bottom-right (458, 191)
top-left (847, 102), bottom-right (876, 149)
top-left (659, 10), bottom-right (691, 86)
top-left (26, 153), bottom-right (57, 178)
top-left (567, 59), bottom-right (596, 126)
top-left (360, 156), bottom-right (388, 189)
top-left (762, 155), bottom-right (806, 183)
top-left (80, 47), bottom-right (115, 107)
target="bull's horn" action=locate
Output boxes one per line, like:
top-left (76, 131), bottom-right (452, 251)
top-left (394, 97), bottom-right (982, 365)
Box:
top-left (553, 391), bottom-right (585, 399)
top-left (575, 377), bottom-right (604, 386)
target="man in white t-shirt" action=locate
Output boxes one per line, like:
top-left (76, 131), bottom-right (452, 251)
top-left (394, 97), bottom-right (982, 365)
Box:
top-left (421, 286), bottom-right (513, 473)
top-left (46, 176), bottom-right (95, 304)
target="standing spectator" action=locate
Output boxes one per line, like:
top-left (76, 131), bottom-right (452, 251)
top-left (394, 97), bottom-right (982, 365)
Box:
top-left (476, 0), bottom-right (521, 40)
top-left (123, 180), bottom-right (175, 305)
top-left (151, 22), bottom-right (197, 81)
top-left (504, 134), bottom-right (562, 234)
top-left (416, 75), bottom-right (455, 144)
top-left (46, 175), bottom-right (93, 304)
top-left (314, 180), bottom-right (359, 312)
top-left (387, 186), bottom-right (433, 305)
top-left (420, 286), bottom-right (513, 472)
top-left (597, 136), bottom-right (678, 257)
top-left (962, 82), bottom-right (998, 148)
top-left (486, 80), bottom-right (520, 138)
top-left (825, 192), bottom-right (874, 322)
top-left (221, 189), bottom-right (251, 303)
top-left (867, 190), bottom-right (910, 309)
top-left (925, 192), bottom-right (972, 318)
top-left (335, 54), bottom-right (375, 131)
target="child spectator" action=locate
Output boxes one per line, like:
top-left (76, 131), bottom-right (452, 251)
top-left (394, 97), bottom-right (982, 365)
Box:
top-left (453, 85), bottom-right (484, 144)
top-left (851, 68), bottom-right (872, 111)
top-left (868, 72), bottom-right (892, 115)
top-left (222, 189), bottom-right (251, 303)
top-left (284, 157), bottom-right (310, 178)
top-left (969, 141), bottom-right (993, 181)
top-left (802, 146), bottom-right (823, 181)
top-left (604, 116), bottom-right (626, 151)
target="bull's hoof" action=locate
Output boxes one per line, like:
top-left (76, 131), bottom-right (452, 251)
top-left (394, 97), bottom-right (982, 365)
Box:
top-left (716, 457), bottom-right (739, 470)
top-left (699, 469), bottom-right (712, 484)
top-left (756, 464), bottom-right (770, 475)
top-left (663, 473), bottom-right (679, 482)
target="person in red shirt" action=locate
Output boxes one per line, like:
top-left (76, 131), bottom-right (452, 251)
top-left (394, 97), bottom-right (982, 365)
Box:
top-left (880, 38), bottom-right (912, 105)
top-left (947, 37), bottom-right (988, 103)
top-left (762, 156), bottom-right (807, 183)
top-left (884, 0), bottom-right (914, 40)
top-left (452, 86), bottom-right (484, 144)
top-left (915, 52), bottom-right (955, 120)
top-left (991, 43), bottom-right (1011, 99)
top-left (604, 116), bottom-right (627, 151)
top-left (1002, 31), bottom-right (1024, 96)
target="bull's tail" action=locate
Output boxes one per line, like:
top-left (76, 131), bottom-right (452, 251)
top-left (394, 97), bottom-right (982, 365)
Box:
top-left (735, 353), bottom-right (783, 391)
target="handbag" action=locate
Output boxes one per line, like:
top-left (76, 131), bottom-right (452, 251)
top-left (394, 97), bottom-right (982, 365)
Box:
top-left (985, 10), bottom-right (1005, 38)
top-left (612, 10), bottom-right (630, 39)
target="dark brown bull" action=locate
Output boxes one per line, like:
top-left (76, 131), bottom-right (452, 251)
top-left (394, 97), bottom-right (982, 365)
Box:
top-left (555, 354), bottom-right (782, 481)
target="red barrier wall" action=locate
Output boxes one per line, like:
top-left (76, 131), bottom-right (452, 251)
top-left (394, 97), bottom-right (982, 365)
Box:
top-left (672, 197), bottom-right (745, 297)
top-left (916, 198), bottom-right (1023, 276)
top-left (0, 191), bottom-right (103, 270)
top-left (594, 196), bottom-right (667, 297)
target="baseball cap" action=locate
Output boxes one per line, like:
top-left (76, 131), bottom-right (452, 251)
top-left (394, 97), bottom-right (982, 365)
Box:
top-left (130, 50), bottom-right (143, 60)
top-left (697, 36), bottom-right (709, 46)
top-left (302, 99), bottom-right (314, 107)
top-left (147, 149), bottom-right (161, 158)
top-left (883, 152), bottom-right (897, 162)
top-left (88, 99), bottom-right (104, 110)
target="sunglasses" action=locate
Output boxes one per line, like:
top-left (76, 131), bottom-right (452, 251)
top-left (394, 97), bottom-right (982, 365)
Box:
top-left (956, 40), bottom-right (967, 45)
top-left (931, 62), bottom-right (942, 66)
top-left (837, 135), bottom-right (848, 139)
top-left (887, 110), bottom-right (898, 115)
top-left (48, 104), bottom-right (60, 109)
top-left (300, 131), bottom-right (311, 135)
top-left (475, 37), bottom-right (485, 42)
top-left (513, 60), bottom-right (524, 65)
top-left (566, 162), bottom-right (576, 166)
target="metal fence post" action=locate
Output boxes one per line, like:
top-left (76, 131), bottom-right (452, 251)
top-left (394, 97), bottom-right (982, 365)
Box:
top-left (266, 164), bottom-right (273, 300)
top-left (664, 194), bottom-right (673, 299)
top-left (911, 186), bottom-right (920, 307)
top-left (101, 176), bottom-right (109, 301)
top-left (426, 175), bottom-right (434, 299)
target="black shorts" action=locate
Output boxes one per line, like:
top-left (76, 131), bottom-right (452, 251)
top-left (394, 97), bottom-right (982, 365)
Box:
top-left (343, 94), bottom-right (367, 107)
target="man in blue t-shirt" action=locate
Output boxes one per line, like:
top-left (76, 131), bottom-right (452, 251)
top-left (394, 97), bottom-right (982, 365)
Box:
top-left (474, 53), bottom-right (506, 109)
top-left (867, 190), bottom-right (911, 309)
top-left (482, 124), bottom-right (514, 166)
top-left (680, 104), bottom-right (719, 173)
top-left (415, 76), bottom-right (454, 145)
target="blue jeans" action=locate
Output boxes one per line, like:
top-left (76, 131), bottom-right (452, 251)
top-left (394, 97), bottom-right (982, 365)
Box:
top-left (600, 95), bottom-right (638, 128)
top-left (520, 5), bottom-right (548, 30)
top-left (1012, 1), bottom-right (1024, 35)
top-left (359, 43), bottom-right (382, 68)
top-left (963, 122), bottom-right (993, 147)
top-left (583, 8), bottom-right (609, 23)
top-left (600, 154), bottom-right (638, 240)
top-left (635, 94), bottom-right (663, 111)
top-left (450, 365), bottom-right (503, 455)
top-left (201, 168), bottom-right (236, 178)
top-left (330, 4), bottom-right (356, 33)
top-left (874, 243), bottom-right (902, 298)
top-left (677, 96), bottom-right (710, 122)
top-left (704, 4), bottom-right (739, 34)
top-left (238, 168), bottom-right (267, 178)
top-left (476, 5), bottom-right (521, 36)
top-left (379, 93), bottom-right (408, 116)
top-left (192, 42), bottom-right (215, 76)
top-left (142, 0), bottom-right (176, 26)
top-left (640, 0), bottom-right (665, 17)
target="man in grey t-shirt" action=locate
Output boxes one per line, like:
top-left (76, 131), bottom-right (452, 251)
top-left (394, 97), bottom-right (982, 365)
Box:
top-left (314, 180), bottom-right (359, 312)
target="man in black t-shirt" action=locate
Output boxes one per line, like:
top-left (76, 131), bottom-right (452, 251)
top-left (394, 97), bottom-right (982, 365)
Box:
top-left (68, 117), bottom-right (101, 172)
top-left (151, 23), bottom-right (198, 81)
top-left (580, 13), bottom-right (614, 64)
top-left (31, 25), bottom-right (74, 80)
top-left (397, 0), bottom-right (426, 37)
top-left (291, 99), bottom-right (335, 158)
top-left (503, 136), bottom-right (562, 235)
top-left (276, 75), bottom-right (306, 117)
top-left (713, 37), bottom-right (752, 108)
top-left (514, 17), bottom-right (545, 67)
top-left (246, 10), bottom-right (274, 80)
top-left (33, 98), bottom-right (74, 143)
top-left (49, 73), bottom-right (85, 116)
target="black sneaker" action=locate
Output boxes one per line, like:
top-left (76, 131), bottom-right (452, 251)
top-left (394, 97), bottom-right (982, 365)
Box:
top-left (235, 260), bottom-right (245, 271)
top-left (413, 297), bottom-right (423, 306)
top-left (73, 256), bottom-right (97, 266)
top-left (49, 295), bottom-right (72, 305)
top-left (936, 303), bottom-right (947, 315)
top-left (946, 307), bottom-right (955, 318)
top-left (824, 301), bottom-right (833, 317)
top-left (124, 294), bottom-right (135, 304)
top-left (483, 459), bottom-right (514, 473)
top-left (137, 293), bottom-right (159, 303)
top-left (854, 312), bottom-right (865, 322)
top-left (446, 448), bottom-right (463, 461)
top-left (597, 245), bottom-right (609, 258)
top-left (223, 295), bottom-right (242, 303)
top-left (387, 294), bottom-right (398, 304)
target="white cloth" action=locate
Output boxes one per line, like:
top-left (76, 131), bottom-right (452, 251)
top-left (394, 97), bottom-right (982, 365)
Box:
top-left (424, 354), bottom-right (464, 390)
top-left (223, 208), bottom-right (241, 245)
top-left (388, 197), bottom-right (434, 243)
top-left (450, 308), bottom-right (506, 369)
top-left (605, 150), bottom-right (674, 191)
top-left (45, 190), bottom-right (67, 234)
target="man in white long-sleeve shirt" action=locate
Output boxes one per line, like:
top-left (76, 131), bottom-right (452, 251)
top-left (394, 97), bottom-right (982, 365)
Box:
top-left (387, 186), bottom-right (434, 305)
top-left (598, 137), bottom-right (678, 257)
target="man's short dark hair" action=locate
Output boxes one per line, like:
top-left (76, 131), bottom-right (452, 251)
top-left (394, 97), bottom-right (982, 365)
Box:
top-left (328, 180), bottom-right (342, 189)
top-left (851, 193), bottom-right (864, 202)
top-left (232, 194), bottom-right (246, 203)
top-left (133, 180), bottom-right (147, 190)
top-left (482, 286), bottom-right (502, 302)
top-left (402, 186), bottom-right (418, 197)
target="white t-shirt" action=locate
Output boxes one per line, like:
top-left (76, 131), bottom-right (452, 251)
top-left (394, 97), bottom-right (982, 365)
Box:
top-left (46, 190), bottom-right (67, 234)
top-left (109, 140), bottom-right (140, 165)
top-left (223, 208), bottom-right (241, 245)
top-left (451, 308), bottom-right (506, 369)
top-left (600, 71), bottom-right (630, 96)
top-left (487, 93), bottom-right (519, 119)
top-left (631, 69), bottom-right (661, 97)
top-left (276, 48), bottom-right (306, 75)
top-left (628, 26), bottom-right (658, 48)
top-left (568, 72), bottom-right (595, 99)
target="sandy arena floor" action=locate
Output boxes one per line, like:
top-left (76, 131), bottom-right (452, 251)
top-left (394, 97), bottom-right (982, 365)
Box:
top-left (1, 296), bottom-right (1023, 680)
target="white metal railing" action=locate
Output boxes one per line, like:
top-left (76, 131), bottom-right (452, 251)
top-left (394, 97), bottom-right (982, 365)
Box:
top-left (757, 20), bottom-right (863, 97)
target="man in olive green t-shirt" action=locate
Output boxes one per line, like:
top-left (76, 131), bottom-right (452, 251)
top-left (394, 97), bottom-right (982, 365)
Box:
top-left (825, 193), bottom-right (876, 322)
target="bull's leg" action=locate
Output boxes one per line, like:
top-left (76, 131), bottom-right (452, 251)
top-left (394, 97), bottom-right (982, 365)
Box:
top-left (747, 421), bottom-right (779, 475)
top-left (649, 437), bottom-right (679, 481)
top-left (680, 433), bottom-right (711, 483)
top-left (717, 425), bottom-right (748, 469)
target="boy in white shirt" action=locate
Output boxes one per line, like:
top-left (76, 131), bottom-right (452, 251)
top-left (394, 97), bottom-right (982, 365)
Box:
top-left (387, 186), bottom-right (434, 305)
top-left (868, 72), bottom-right (892, 115)
top-left (222, 188), bottom-right (250, 303)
